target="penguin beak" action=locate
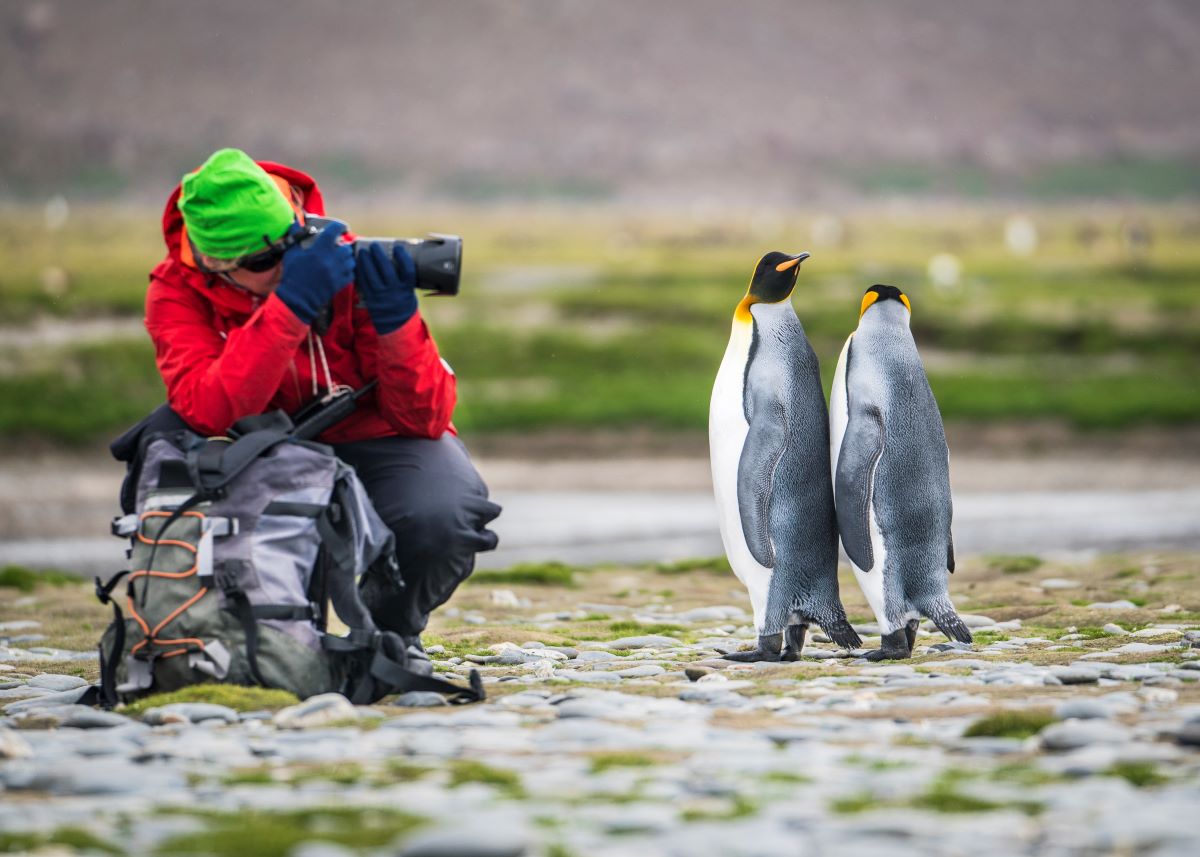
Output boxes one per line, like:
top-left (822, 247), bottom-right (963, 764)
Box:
top-left (774, 252), bottom-right (811, 273)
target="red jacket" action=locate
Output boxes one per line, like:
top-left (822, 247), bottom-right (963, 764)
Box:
top-left (146, 161), bottom-right (456, 443)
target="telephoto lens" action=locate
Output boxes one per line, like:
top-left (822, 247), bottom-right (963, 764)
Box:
top-left (303, 216), bottom-right (462, 296)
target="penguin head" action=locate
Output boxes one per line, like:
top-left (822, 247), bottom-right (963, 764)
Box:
top-left (859, 284), bottom-right (911, 320)
top-left (736, 251), bottom-right (810, 321)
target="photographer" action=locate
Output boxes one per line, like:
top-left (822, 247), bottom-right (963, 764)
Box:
top-left (141, 147), bottom-right (500, 652)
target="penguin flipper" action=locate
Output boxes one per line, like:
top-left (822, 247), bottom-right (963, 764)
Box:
top-left (737, 397), bottom-right (786, 568)
top-left (834, 404), bottom-right (884, 571)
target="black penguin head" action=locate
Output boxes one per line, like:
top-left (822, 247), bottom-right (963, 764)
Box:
top-left (737, 251), bottom-right (809, 321)
top-left (859, 284), bottom-right (911, 319)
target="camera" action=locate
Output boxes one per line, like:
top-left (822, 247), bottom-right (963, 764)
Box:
top-left (303, 215), bottom-right (462, 296)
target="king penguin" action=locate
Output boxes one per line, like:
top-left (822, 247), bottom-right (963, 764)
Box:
top-left (709, 251), bottom-right (861, 661)
top-left (830, 285), bottom-right (972, 660)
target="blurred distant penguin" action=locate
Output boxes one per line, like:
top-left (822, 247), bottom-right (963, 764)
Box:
top-left (830, 285), bottom-right (972, 660)
top-left (709, 251), bottom-right (861, 661)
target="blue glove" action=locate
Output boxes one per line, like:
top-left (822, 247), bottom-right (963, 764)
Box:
top-left (356, 242), bottom-right (418, 335)
top-left (275, 220), bottom-right (355, 324)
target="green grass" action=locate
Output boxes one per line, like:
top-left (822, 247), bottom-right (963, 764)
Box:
top-left (1105, 761), bottom-right (1168, 788)
top-left (468, 561), bottom-right (576, 587)
top-left (120, 684), bottom-right (299, 717)
top-left (0, 564), bottom-right (79, 591)
top-left (0, 828), bottom-right (122, 855)
top-left (4, 206), bottom-right (1200, 444)
top-left (154, 807), bottom-right (425, 857)
top-left (962, 709), bottom-right (1056, 739)
top-left (985, 555), bottom-right (1043, 575)
top-left (606, 620), bottom-right (685, 636)
top-left (654, 556), bottom-right (732, 575)
top-left (446, 760), bottom-right (526, 798)
top-left (589, 752), bottom-right (663, 774)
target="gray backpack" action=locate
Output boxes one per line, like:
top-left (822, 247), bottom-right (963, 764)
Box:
top-left (95, 413), bottom-right (483, 707)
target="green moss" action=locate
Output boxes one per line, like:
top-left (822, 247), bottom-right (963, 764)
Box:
top-left (1114, 568), bottom-right (1140, 579)
top-left (0, 565), bottom-right (78, 591)
top-left (830, 791), bottom-right (879, 814)
top-left (962, 709), bottom-right (1056, 739)
top-left (154, 807), bottom-right (425, 857)
top-left (762, 770), bottom-right (813, 783)
top-left (121, 684), bottom-right (299, 717)
top-left (991, 763), bottom-right (1065, 787)
top-left (653, 557), bottom-right (731, 575)
top-left (589, 752), bottom-right (661, 774)
top-left (972, 631), bottom-right (1011, 644)
top-left (606, 621), bottom-right (685, 636)
top-left (222, 768), bottom-right (276, 786)
top-left (1105, 762), bottom-right (1167, 788)
top-left (0, 827), bottom-right (122, 855)
top-left (446, 760), bottom-right (526, 798)
top-left (469, 562), bottom-right (576, 587)
top-left (985, 555), bottom-right (1043, 575)
top-left (680, 795), bottom-right (758, 822)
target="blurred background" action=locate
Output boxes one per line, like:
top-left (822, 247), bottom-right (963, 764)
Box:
top-left (1, 0), bottom-right (1198, 572)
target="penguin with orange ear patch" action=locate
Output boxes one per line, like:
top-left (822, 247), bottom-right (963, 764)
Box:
top-left (709, 252), bottom-right (861, 661)
top-left (829, 285), bottom-right (972, 660)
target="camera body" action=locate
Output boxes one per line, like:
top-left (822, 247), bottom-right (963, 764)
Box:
top-left (303, 215), bottom-right (462, 296)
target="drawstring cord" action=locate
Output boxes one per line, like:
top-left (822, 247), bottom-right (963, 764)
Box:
top-left (307, 330), bottom-right (353, 403)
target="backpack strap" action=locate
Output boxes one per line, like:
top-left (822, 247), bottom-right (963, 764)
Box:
top-left (188, 429), bottom-right (293, 496)
top-left (94, 570), bottom-right (131, 709)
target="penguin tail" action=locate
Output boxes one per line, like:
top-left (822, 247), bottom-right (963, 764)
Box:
top-left (918, 595), bottom-right (973, 644)
top-left (821, 618), bottom-right (863, 650)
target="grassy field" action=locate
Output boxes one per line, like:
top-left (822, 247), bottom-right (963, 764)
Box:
top-left (0, 205), bottom-right (1198, 443)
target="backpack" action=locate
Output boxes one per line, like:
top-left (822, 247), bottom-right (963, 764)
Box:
top-left (95, 410), bottom-right (484, 708)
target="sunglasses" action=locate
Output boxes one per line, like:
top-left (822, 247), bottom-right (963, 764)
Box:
top-left (193, 225), bottom-right (301, 275)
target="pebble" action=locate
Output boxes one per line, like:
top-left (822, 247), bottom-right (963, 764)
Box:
top-left (1050, 665), bottom-right (1101, 685)
top-left (26, 673), bottom-right (89, 692)
top-left (273, 693), bottom-right (360, 729)
top-left (0, 621), bottom-right (41, 632)
top-left (1088, 600), bottom-right (1140, 610)
top-left (394, 692), bottom-right (450, 708)
top-left (684, 666), bottom-right (713, 681)
top-left (60, 708), bottom-right (134, 729)
top-left (605, 635), bottom-right (681, 650)
top-left (3, 687), bottom-right (89, 714)
top-left (0, 726), bottom-right (33, 759)
top-left (397, 824), bottom-right (530, 857)
top-left (1039, 578), bottom-right (1081, 590)
top-left (1102, 623), bottom-right (1127, 635)
top-left (615, 664), bottom-right (666, 679)
top-left (143, 702), bottom-right (238, 725)
top-left (1040, 720), bottom-right (1133, 751)
top-left (573, 651), bottom-right (617, 663)
top-left (1055, 699), bottom-right (1115, 720)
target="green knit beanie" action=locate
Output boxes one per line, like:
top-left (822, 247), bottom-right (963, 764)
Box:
top-left (178, 148), bottom-right (295, 260)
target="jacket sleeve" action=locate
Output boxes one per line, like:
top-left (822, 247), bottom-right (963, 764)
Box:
top-left (145, 278), bottom-right (309, 435)
top-left (354, 307), bottom-right (456, 438)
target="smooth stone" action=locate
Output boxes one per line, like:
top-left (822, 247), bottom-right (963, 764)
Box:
top-left (1040, 578), bottom-right (1081, 590)
top-left (1175, 719), bottom-right (1200, 746)
top-left (0, 726), bottom-right (34, 759)
top-left (677, 607), bottom-right (737, 623)
top-left (1040, 720), bottom-right (1133, 751)
top-left (3, 687), bottom-right (89, 714)
top-left (0, 621), bottom-right (41, 632)
top-left (605, 635), bottom-right (681, 650)
top-left (1130, 628), bottom-right (1183, 639)
top-left (958, 614), bottom-right (998, 628)
top-left (1102, 624), bottom-right (1127, 635)
top-left (60, 708), bottom-right (134, 729)
top-left (1050, 666), bottom-right (1101, 685)
top-left (1180, 661), bottom-right (1200, 671)
top-left (615, 664), bottom-right (666, 678)
top-left (26, 674), bottom-right (89, 692)
top-left (572, 651), bottom-right (618, 663)
top-left (274, 693), bottom-right (361, 730)
top-left (954, 737), bottom-right (1025, 755)
top-left (398, 826), bottom-right (529, 857)
top-left (928, 641), bottom-right (973, 653)
top-left (394, 692), bottom-right (449, 708)
top-left (684, 666), bottom-right (713, 682)
top-left (143, 702), bottom-right (238, 725)
top-left (0, 687), bottom-right (52, 701)
top-left (1088, 600), bottom-right (1139, 610)
top-left (290, 844), bottom-right (358, 857)
top-left (1055, 699), bottom-right (1115, 720)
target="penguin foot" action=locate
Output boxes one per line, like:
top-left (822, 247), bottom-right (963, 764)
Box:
top-left (903, 618), bottom-right (920, 652)
top-left (862, 628), bottom-right (913, 661)
top-left (781, 623), bottom-right (808, 662)
top-left (723, 632), bottom-right (783, 662)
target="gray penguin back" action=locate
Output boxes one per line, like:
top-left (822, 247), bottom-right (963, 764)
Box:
top-left (848, 301), bottom-right (952, 577)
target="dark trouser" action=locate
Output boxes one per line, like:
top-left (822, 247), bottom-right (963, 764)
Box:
top-left (113, 406), bottom-right (500, 638)
top-left (333, 434), bottom-right (500, 637)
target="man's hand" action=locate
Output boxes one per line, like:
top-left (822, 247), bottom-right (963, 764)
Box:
top-left (274, 220), bottom-right (354, 324)
top-left (356, 243), bottom-right (418, 335)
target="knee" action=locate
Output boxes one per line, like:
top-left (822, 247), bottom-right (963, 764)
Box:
top-left (388, 493), bottom-right (501, 560)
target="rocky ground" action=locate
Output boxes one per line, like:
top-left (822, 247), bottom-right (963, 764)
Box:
top-left (1, 552), bottom-right (1199, 856)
